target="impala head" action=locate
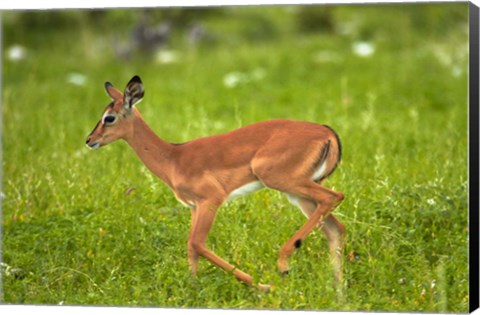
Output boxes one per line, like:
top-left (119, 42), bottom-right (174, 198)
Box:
top-left (86, 75), bottom-right (144, 149)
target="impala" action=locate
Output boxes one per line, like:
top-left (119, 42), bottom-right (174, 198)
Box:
top-left (86, 75), bottom-right (345, 291)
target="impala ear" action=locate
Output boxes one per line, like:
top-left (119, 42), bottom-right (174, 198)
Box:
top-left (124, 75), bottom-right (144, 108)
top-left (105, 82), bottom-right (123, 100)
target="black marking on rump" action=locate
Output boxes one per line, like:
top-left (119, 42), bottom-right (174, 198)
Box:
top-left (322, 124), bottom-right (342, 163)
top-left (294, 239), bottom-right (302, 249)
top-left (309, 125), bottom-right (342, 182)
top-left (311, 140), bottom-right (330, 179)
top-left (317, 140), bottom-right (330, 167)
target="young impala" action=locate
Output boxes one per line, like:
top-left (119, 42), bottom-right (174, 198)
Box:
top-left (86, 75), bottom-right (345, 291)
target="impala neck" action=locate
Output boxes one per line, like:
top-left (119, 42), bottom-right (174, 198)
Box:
top-left (125, 109), bottom-right (175, 186)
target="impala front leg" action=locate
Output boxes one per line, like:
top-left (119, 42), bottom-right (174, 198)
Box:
top-left (188, 207), bottom-right (200, 276)
top-left (189, 201), bottom-right (271, 291)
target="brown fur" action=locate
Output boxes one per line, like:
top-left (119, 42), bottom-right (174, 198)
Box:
top-left (86, 76), bottom-right (345, 291)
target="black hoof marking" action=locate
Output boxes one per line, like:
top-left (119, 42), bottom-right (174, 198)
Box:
top-left (281, 270), bottom-right (289, 277)
top-left (294, 239), bottom-right (302, 249)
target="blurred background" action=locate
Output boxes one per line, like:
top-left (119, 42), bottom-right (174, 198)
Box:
top-left (3, 4), bottom-right (468, 82)
top-left (3, 4), bottom-right (469, 59)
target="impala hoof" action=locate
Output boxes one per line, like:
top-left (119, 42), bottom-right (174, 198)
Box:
top-left (257, 283), bottom-right (272, 292)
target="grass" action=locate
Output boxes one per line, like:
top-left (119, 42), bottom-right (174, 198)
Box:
top-left (1, 3), bottom-right (470, 312)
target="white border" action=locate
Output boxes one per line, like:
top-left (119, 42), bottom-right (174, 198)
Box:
top-left (0, 0), bottom-right (478, 10)
top-left (0, 306), bottom-right (355, 315)
top-left (0, 0), bottom-right (478, 315)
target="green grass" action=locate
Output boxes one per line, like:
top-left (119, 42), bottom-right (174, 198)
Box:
top-left (1, 4), bottom-right (469, 312)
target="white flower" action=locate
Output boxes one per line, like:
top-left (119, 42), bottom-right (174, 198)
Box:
top-left (223, 68), bottom-right (266, 88)
top-left (156, 50), bottom-right (179, 64)
top-left (67, 73), bottom-right (87, 86)
top-left (353, 41), bottom-right (375, 57)
top-left (223, 72), bottom-right (247, 88)
top-left (7, 45), bottom-right (26, 61)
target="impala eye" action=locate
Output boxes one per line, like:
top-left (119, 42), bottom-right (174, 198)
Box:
top-left (103, 115), bottom-right (117, 125)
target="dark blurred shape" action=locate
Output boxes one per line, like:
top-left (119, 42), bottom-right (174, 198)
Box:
top-left (112, 9), bottom-right (221, 59)
top-left (188, 23), bottom-right (206, 46)
top-left (237, 13), bottom-right (279, 42)
top-left (156, 7), bottom-right (223, 28)
top-left (131, 20), bottom-right (172, 53)
top-left (114, 11), bottom-right (172, 60)
top-left (296, 5), bottom-right (336, 33)
top-left (406, 3), bottom-right (468, 36)
top-left (12, 11), bottom-right (82, 30)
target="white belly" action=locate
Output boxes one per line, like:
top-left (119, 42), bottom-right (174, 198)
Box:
top-left (227, 181), bottom-right (264, 200)
top-left (175, 181), bottom-right (264, 208)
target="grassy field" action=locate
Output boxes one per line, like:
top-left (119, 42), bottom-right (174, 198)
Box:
top-left (1, 3), bottom-right (470, 312)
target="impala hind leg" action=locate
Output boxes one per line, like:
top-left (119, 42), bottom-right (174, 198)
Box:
top-left (188, 201), bottom-right (271, 291)
top-left (275, 184), bottom-right (344, 275)
top-left (322, 214), bottom-right (345, 285)
top-left (285, 194), bottom-right (345, 285)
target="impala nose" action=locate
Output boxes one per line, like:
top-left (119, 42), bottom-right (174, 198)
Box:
top-left (85, 136), bottom-right (100, 149)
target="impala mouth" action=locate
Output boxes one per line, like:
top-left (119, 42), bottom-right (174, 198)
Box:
top-left (87, 142), bottom-right (101, 150)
